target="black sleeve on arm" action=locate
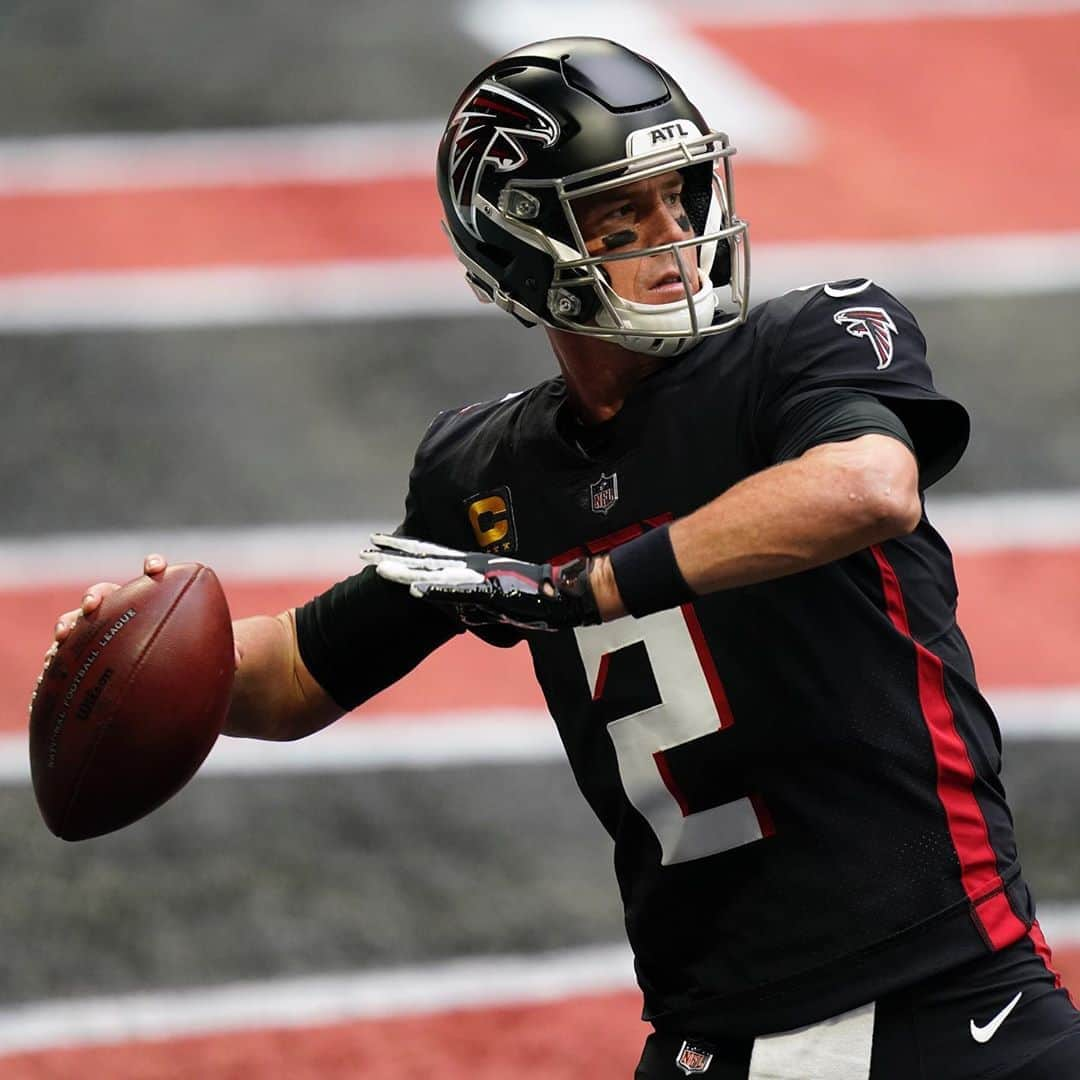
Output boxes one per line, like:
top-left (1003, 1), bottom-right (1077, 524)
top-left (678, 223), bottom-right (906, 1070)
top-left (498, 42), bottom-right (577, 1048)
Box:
top-left (294, 565), bottom-right (462, 712)
top-left (769, 388), bottom-right (915, 464)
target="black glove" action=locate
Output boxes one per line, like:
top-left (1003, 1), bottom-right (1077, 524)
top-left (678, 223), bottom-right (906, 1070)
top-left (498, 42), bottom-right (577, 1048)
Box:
top-left (362, 534), bottom-right (600, 632)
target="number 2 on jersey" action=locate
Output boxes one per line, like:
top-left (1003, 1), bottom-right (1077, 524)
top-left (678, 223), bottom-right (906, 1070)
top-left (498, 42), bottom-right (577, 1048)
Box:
top-left (572, 571), bottom-right (774, 867)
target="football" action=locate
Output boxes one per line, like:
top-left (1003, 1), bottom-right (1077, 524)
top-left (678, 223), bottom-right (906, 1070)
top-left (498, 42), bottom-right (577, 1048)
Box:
top-left (29, 563), bottom-right (235, 841)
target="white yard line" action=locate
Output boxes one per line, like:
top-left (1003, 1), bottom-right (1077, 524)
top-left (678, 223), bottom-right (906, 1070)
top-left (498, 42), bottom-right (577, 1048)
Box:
top-left (0, 259), bottom-right (475, 333)
top-left (988, 688), bottom-right (1080, 740)
top-left (193, 713), bottom-right (563, 773)
top-left (1039, 903), bottom-right (1080, 946)
top-left (3, 688), bottom-right (1080, 790)
top-left (755, 232), bottom-right (1080, 302)
top-left (0, 904), bottom-right (1078, 1057)
top-left (3, 491), bottom-right (1080, 588)
top-left (6, 713), bottom-right (561, 787)
top-left (925, 491), bottom-right (1080, 551)
top-left (2, 231), bottom-right (1080, 333)
top-left (0, 121), bottom-right (441, 195)
top-left (0, 520), bottom-right (393, 587)
top-left (0, 943), bottom-right (636, 1057)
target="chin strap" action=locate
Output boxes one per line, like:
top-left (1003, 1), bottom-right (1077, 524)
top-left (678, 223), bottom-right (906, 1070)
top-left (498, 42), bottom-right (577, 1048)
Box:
top-left (594, 275), bottom-right (719, 356)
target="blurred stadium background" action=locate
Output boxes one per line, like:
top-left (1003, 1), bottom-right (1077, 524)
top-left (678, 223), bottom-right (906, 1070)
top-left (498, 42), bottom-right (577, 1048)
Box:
top-left (1, 1), bottom-right (1078, 1075)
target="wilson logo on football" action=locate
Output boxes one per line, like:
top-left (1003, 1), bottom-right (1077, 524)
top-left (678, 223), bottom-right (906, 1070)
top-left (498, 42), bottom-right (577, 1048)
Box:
top-left (833, 306), bottom-right (899, 371)
top-left (447, 82), bottom-right (560, 239)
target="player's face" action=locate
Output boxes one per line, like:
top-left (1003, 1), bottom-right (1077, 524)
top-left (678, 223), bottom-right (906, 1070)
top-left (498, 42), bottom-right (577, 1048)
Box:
top-left (575, 170), bottom-right (701, 306)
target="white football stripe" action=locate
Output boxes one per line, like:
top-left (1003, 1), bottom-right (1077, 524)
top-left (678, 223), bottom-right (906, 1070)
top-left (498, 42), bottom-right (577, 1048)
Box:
top-left (0, 943), bottom-right (636, 1056)
top-left (3, 231), bottom-right (1080, 333)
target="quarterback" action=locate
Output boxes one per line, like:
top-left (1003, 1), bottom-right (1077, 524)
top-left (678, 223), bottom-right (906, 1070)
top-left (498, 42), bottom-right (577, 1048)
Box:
top-left (53, 38), bottom-right (1079, 1078)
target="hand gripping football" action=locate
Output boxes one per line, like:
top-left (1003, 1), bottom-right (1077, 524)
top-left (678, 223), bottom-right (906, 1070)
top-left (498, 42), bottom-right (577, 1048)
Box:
top-left (29, 563), bottom-right (234, 840)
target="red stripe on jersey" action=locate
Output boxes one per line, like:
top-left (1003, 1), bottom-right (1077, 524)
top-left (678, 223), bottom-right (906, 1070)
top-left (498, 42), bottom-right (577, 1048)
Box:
top-left (750, 793), bottom-right (777, 839)
top-left (593, 652), bottom-right (611, 702)
top-left (586, 523), bottom-right (645, 555)
top-left (871, 545), bottom-right (1027, 951)
top-left (1029, 919), bottom-right (1077, 1006)
top-left (653, 750), bottom-right (692, 818)
top-left (976, 889), bottom-right (1029, 950)
top-left (682, 602), bottom-right (736, 729)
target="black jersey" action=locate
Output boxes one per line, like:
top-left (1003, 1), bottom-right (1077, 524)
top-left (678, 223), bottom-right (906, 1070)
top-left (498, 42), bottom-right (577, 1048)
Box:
top-left (361, 281), bottom-right (1034, 1036)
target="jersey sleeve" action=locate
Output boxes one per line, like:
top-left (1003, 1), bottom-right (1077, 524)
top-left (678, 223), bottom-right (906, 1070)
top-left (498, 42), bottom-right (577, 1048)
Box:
top-left (769, 388), bottom-right (915, 463)
top-left (753, 282), bottom-right (970, 487)
top-left (294, 566), bottom-right (462, 712)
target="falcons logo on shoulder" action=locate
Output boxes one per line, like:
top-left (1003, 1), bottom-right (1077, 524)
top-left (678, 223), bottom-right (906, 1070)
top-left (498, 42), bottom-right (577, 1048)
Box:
top-left (447, 82), bottom-right (559, 239)
top-left (833, 306), bottom-right (899, 370)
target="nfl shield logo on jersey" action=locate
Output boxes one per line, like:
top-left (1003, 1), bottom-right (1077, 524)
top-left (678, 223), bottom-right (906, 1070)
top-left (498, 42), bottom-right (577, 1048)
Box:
top-left (590, 472), bottom-right (619, 515)
top-left (675, 1040), bottom-right (714, 1075)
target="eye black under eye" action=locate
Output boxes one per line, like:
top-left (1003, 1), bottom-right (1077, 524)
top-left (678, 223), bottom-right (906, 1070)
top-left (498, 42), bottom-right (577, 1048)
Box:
top-left (601, 229), bottom-right (638, 250)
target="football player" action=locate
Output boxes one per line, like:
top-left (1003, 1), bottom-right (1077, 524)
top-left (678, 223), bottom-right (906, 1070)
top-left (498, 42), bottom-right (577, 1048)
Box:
top-left (53, 38), bottom-right (1079, 1078)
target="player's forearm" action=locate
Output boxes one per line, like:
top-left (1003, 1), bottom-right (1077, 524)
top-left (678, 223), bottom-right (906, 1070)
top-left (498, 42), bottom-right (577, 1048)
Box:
top-left (672, 437), bottom-right (921, 590)
top-left (592, 435), bottom-right (921, 618)
top-left (223, 612), bottom-right (343, 740)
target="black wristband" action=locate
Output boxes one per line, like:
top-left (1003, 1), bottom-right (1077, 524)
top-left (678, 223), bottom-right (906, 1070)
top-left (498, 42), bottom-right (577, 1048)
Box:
top-left (608, 522), bottom-right (696, 619)
top-left (553, 556), bottom-right (602, 626)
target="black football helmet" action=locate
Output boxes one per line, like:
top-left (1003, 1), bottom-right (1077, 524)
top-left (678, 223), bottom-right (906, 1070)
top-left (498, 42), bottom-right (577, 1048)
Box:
top-left (436, 37), bottom-right (749, 356)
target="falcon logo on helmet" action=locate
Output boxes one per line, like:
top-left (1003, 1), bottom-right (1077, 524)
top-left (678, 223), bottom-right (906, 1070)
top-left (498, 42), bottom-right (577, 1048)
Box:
top-left (447, 82), bottom-right (560, 239)
top-left (436, 38), bottom-right (751, 354)
top-left (834, 306), bottom-right (899, 371)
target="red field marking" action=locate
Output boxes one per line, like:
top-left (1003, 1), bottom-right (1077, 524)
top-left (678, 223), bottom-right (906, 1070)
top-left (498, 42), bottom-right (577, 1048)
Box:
top-left (0, 178), bottom-right (445, 277)
top-left (1, 578), bottom-right (542, 735)
top-left (952, 547), bottom-right (1080, 688)
top-left (3, 12), bottom-right (1078, 278)
top-left (0, 990), bottom-right (646, 1080)
top-left (1052, 942), bottom-right (1080, 993)
top-left (4, 945), bottom-right (1080, 1076)
top-left (703, 11), bottom-right (1080, 244)
top-left (1, 544), bottom-right (1077, 735)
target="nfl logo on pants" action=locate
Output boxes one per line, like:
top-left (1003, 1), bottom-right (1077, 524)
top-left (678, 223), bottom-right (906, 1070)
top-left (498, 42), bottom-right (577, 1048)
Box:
top-left (676, 1040), bottom-right (714, 1075)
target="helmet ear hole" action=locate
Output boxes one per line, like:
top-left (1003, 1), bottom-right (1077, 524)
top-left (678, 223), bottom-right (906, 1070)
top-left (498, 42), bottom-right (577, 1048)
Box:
top-left (709, 240), bottom-right (732, 288)
top-left (679, 164), bottom-right (714, 237)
